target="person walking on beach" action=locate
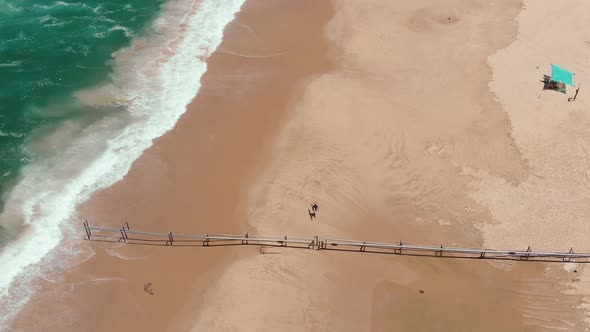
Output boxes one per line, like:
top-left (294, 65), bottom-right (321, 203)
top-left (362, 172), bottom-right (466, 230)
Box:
top-left (311, 203), bottom-right (319, 213)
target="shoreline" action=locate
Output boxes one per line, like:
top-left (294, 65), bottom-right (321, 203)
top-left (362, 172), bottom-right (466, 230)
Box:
top-left (0, 0), bottom-right (246, 326)
top-left (7, 1), bottom-right (335, 331)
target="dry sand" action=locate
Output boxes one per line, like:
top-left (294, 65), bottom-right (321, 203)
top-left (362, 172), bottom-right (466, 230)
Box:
top-left (468, 0), bottom-right (590, 326)
top-left (191, 0), bottom-right (586, 331)
top-left (8, 0), bottom-right (590, 331)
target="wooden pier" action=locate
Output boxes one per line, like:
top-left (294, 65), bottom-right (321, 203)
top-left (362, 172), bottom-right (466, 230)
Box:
top-left (83, 221), bottom-right (590, 263)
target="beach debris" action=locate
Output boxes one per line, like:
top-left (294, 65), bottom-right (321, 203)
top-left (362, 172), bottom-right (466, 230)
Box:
top-left (144, 282), bottom-right (154, 295)
top-left (419, 289), bottom-right (425, 294)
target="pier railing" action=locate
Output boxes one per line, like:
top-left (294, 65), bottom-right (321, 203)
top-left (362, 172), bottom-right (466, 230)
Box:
top-left (83, 221), bottom-right (590, 263)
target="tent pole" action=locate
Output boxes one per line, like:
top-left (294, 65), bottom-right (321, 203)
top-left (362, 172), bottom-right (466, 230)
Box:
top-left (569, 83), bottom-right (581, 102)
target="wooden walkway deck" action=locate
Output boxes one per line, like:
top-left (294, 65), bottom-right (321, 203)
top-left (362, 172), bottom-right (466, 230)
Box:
top-left (83, 221), bottom-right (590, 263)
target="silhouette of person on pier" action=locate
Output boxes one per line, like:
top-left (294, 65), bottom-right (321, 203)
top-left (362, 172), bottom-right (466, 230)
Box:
top-left (308, 209), bottom-right (316, 221)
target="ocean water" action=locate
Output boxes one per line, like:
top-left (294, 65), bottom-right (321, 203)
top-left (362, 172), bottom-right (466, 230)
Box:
top-left (0, 0), bottom-right (245, 328)
top-left (0, 0), bottom-right (164, 212)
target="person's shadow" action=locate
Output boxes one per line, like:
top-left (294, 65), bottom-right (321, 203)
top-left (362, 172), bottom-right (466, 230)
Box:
top-left (308, 209), bottom-right (316, 221)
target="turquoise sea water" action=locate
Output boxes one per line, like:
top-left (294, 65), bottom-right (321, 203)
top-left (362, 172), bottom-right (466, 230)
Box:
top-left (0, 0), bottom-right (163, 211)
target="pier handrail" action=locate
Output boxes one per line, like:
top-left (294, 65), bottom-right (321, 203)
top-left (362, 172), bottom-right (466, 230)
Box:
top-left (82, 221), bottom-right (590, 262)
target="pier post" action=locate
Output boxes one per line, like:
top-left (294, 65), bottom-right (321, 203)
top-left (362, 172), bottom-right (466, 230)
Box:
top-left (480, 250), bottom-right (486, 258)
top-left (309, 236), bottom-right (317, 249)
top-left (120, 227), bottom-right (127, 243)
top-left (394, 241), bottom-right (403, 255)
top-left (167, 232), bottom-right (174, 246)
top-left (435, 244), bottom-right (443, 257)
top-left (203, 234), bottom-right (210, 246)
top-left (284, 235), bottom-right (288, 247)
top-left (360, 241), bottom-right (366, 252)
top-left (521, 246), bottom-right (532, 261)
top-left (83, 220), bottom-right (91, 240)
top-left (564, 248), bottom-right (574, 262)
top-left (242, 233), bottom-right (249, 245)
top-left (569, 84), bottom-right (581, 102)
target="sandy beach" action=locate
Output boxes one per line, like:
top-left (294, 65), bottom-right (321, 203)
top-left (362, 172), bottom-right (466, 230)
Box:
top-left (190, 0), bottom-right (587, 330)
top-left (471, 0), bottom-right (590, 326)
top-left (7, 0), bottom-right (590, 331)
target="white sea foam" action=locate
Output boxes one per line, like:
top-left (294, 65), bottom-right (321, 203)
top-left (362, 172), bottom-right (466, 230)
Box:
top-left (6, 3), bottom-right (22, 12)
top-left (93, 32), bottom-right (106, 39)
top-left (52, 1), bottom-right (82, 9)
top-left (34, 78), bottom-right (57, 87)
top-left (43, 20), bottom-right (66, 28)
top-left (33, 1), bottom-right (92, 11)
top-left (32, 2), bottom-right (79, 10)
top-left (0, 130), bottom-right (23, 137)
top-left (91, 4), bottom-right (102, 14)
top-left (97, 16), bottom-right (115, 23)
top-left (0, 0), bottom-right (245, 328)
top-left (0, 61), bottom-right (22, 67)
top-left (39, 14), bottom-right (69, 28)
top-left (108, 25), bottom-right (134, 38)
top-left (39, 15), bottom-right (52, 23)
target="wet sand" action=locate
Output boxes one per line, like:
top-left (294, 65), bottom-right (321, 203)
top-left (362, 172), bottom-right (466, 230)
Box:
top-left (8, 1), bottom-right (333, 331)
top-left (8, 0), bottom-right (590, 331)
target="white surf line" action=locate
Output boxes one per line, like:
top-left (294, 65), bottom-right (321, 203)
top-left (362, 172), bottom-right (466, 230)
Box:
top-left (217, 49), bottom-right (287, 58)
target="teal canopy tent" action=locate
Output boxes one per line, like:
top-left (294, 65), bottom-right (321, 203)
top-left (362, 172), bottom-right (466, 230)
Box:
top-left (550, 64), bottom-right (574, 86)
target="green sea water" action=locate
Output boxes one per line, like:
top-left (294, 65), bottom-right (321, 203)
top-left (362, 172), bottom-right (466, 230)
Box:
top-left (0, 0), bottom-right (164, 211)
